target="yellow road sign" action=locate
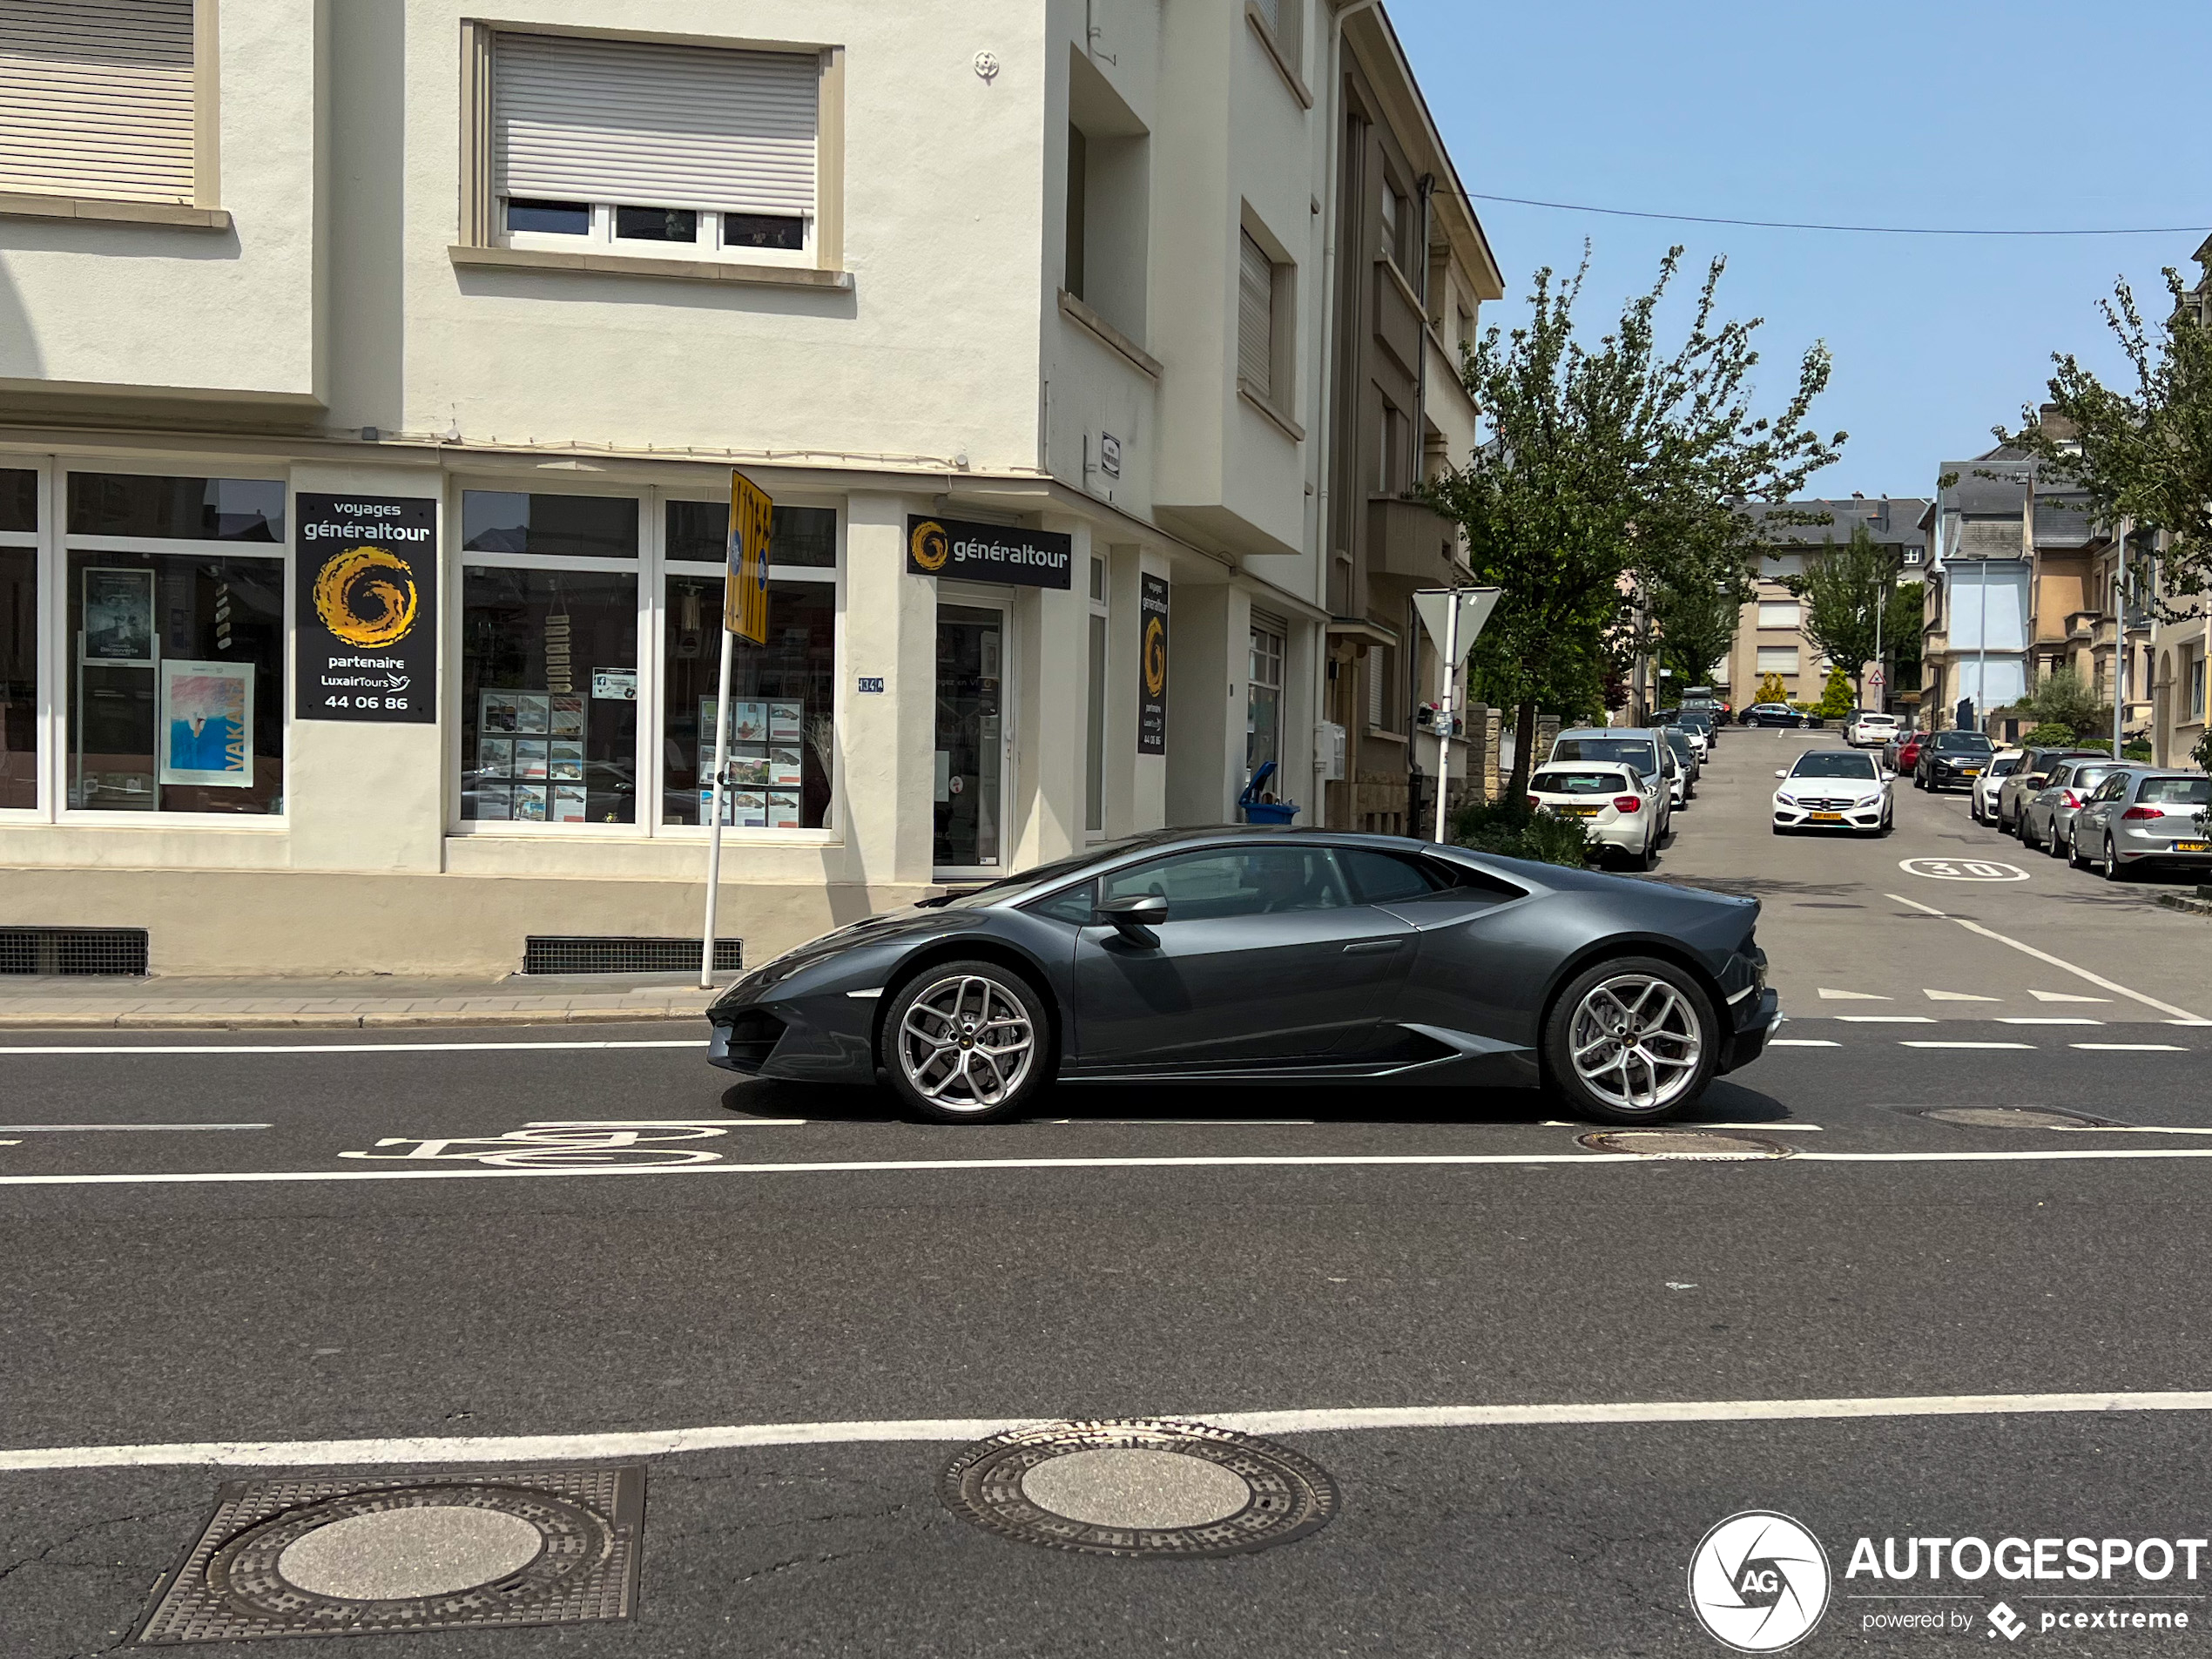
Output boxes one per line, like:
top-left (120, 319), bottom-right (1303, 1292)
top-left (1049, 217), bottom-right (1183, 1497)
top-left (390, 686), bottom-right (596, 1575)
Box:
top-left (725, 469), bottom-right (772, 643)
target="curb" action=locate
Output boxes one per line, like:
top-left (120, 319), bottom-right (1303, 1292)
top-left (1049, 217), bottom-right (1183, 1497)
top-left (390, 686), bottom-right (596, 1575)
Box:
top-left (0, 1006), bottom-right (712, 1031)
top-left (2156, 894), bottom-right (2212, 920)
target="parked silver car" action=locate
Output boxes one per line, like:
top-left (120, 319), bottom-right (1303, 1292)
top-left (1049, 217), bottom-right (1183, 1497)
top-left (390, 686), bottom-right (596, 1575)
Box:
top-left (1548, 728), bottom-right (1678, 835)
top-left (2017, 758), bottom-right (2117, 856)
top-left (2070, 768), bottom-right (2212, 880)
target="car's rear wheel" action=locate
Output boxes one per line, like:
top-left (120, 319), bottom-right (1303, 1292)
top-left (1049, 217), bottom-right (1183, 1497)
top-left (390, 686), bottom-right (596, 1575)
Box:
top-left (1544, 957), bottom-right (1719, 1124)
top-left (880, 960), bottom-right (1051, 1124)
top-left (2020, 812), bottom-right (2042, 851)
top-left (2103, 838), bottom-right (2132, 882)
top-left (2068, 832), bottom-right (2093, 871)
top-left (2047, 822), bottom-right (2068, 859)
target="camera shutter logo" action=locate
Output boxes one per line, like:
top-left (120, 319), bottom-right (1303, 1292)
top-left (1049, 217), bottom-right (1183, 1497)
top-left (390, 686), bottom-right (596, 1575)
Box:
top-left (910, 519), bottom-right (952, 574)
top-left (312, 546), bottom-right (419, 648)
top-left (1688, 1512), bottom-right (1830, 1652)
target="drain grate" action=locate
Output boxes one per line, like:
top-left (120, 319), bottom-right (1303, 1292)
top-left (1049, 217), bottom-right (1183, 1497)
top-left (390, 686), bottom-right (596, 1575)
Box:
top-left (1915, 1106), bottom-right (2117, 1131)
top-left (135, 1467), bottom-right (642, 1644)
top-left (1579, 1129), bottom-right (1793, 1160)
top-left (0, 926), bottom-right (148, 976)
top-left (941, 1420), bottom-right (1337, 1558)
top-left (523, 935), bottom-right (740, 975)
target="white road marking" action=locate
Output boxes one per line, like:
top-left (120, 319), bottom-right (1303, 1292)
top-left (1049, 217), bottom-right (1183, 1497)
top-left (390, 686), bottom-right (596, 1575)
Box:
top-left (2032, 989), bottom-right (2112, 1003)
top-left (525, 1119), bottom-right (801, 1129)
top-left (1769, 1039), bottom-right (1842, 1047)
top-left (0, 1040), bottom-right (709, 1056)
top-left (1998, 1018), bottom-right (2105, 1026)
top-left (1885, 894), bottom-right (2204, 1022)
top-left (15, 1390), bottom-right (2212, 1472)
top-left (2074, 1043), bottom-right (2189, 1052)
top-left (1925, 989), bottom-right (2001, 1001)
top-left (1696, 1123), bottom-right (1824, 1132)
top-left (1817, 989), bottom-right (1891, 1001)
top-left (13, 1145), bottom-right (2212, 1189)
top-left (1901, 1041), bottom-right (2035, 1050)
top-left (2048, 1125), bottom-right (2212, 1136)
top-left (0, 1123), bottom-right (270, 1132)
top-left (1835, 1015), bottom-right (1937, 1023)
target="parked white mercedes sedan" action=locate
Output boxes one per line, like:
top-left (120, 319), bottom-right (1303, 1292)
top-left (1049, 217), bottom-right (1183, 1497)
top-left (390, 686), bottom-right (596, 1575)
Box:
top-left (1772, 748), bottom-right (1894, 836)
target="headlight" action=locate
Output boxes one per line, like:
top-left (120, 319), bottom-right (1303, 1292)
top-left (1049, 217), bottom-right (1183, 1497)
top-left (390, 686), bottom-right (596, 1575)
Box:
top-left (1775, 793), bottom-right (1797, 808)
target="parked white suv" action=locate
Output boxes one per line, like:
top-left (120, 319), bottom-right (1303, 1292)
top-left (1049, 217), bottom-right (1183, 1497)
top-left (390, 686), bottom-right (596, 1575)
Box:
top-left (1844, 711), bottom-right (1899, 749)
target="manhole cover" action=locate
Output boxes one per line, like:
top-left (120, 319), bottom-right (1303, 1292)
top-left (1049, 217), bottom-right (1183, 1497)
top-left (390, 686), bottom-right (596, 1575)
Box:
top-left (1917, 1106), bottom-right (2113, 1130)
top-left (135, 1468), bottom-right (642, 1644)
top-left (941, 1420), bottom-right (1336, 1557)
top-left (1578, 1129), bottom-right (1792, 1159)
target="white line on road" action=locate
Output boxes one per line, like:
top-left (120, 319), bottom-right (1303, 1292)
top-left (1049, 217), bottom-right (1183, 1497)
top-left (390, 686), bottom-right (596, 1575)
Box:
top-left (1901, 1041), bottom-right (2037, 1050)
top-left (0, 1041), bottom-right (709, 1056)
top-left (0, 1124), bottom-right (270, 1132)
top-left (14, 1145), bottom-right (2212, 1189)
top-left (2074, 1043), bottom-right (2190, 1052)
top-left (1998, 1018), bottom-right (2106, 1026)
top-left (1885, 894), bottom-right (2204, 1022)
top-left (1835, 1016), bottom-right (1939, 1024)
top-left (12, 1389), bottom-right (2212, 1472)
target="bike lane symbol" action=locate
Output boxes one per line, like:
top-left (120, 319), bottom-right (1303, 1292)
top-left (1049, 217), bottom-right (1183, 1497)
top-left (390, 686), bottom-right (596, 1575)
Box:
top-left (339, 1122), bottom-right (792, 1169)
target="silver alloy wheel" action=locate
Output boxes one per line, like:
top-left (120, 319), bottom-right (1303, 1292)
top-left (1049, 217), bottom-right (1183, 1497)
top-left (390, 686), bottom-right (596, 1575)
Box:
top-left (1568, 974), bottom-right (1703, 1115)
top-left (897, 973), bottom-right (1037, 1113)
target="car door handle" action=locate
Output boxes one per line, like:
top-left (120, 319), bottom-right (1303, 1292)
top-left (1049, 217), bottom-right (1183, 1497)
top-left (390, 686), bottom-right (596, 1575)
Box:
top-left (1342, 938), bottom-right (1402, 954)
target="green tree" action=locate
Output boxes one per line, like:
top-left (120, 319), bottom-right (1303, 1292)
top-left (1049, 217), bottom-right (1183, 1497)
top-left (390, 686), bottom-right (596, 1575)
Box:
top-left (1425, 246), bottom-right (1844, 798)
top-left (1811, 664), bottom-right (1855, 718)
top-left (1782, 523), bottom-right (1919, 704)
top-left (1755, 671), bottom-right (1788, 704)
top-left (1998, 266), bottom-right (2212, 609)
top-left (1650, 577), bottom-right (1743, 692)
top-left (2022, 667), bottom-right (2102, 738)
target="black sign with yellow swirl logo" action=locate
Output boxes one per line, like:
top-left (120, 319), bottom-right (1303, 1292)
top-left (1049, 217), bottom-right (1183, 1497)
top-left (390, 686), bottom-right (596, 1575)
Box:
top-left (905, 515), bottom-right (1072, 589)
top-left (295, 494), bottom-right (437, 724)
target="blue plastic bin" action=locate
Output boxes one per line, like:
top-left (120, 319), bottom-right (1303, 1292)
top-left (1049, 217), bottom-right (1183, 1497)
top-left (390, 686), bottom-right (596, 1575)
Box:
top-left (1238, 760), bottom-right (1299, 826)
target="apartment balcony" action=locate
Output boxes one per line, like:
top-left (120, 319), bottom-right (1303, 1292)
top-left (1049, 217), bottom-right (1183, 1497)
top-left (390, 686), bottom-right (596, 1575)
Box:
top-left (1366, 496), bottom-right (1461, 583)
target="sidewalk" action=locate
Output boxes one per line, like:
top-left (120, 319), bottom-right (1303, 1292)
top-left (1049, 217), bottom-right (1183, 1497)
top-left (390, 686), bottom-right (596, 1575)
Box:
top-left (0, 974), bottom-right (727, 1029)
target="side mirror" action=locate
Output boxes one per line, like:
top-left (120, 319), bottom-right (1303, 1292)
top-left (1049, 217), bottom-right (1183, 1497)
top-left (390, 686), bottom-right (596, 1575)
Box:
top-left (1882, 769), bottom-right (1897, 781)
top-left (1774, 769), bottom-right (1789, 779)
top-left (2025, 773), bottom-right (2047, 788)
top-left (1096, 894), bottom-right (1168, 945)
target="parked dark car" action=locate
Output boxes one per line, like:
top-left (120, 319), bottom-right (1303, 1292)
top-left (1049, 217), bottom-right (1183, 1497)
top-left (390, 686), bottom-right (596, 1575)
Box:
top-left (706, 827), bottom-right (1778, 1126)
top-left (1914, 729), bottom-right (1996, 792)
top-left (1740, 703), bottom-right (1817, 728)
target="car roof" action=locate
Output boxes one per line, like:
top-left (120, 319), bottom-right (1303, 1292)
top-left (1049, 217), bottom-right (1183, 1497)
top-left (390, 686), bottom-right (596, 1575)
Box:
top-left (1533, 759), bottom-right (1637, 773)
top-left (1558, 726), bottom-right (1659, 738)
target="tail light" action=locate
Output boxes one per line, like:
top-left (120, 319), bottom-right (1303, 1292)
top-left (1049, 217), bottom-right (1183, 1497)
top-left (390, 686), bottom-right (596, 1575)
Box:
top-left (1613, 795), bottom-right (1643, 813)
top-left (2061, 791), bottom-right (2082, 808)
top-left (1526, 795), bottom-right (1541, 809)
top-left (2122, 806), bottom-right (2161, 820)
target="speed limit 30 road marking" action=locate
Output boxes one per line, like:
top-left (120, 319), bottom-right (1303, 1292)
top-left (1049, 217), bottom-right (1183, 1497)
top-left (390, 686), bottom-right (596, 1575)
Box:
top-left (1898, 857), bottom-right (2030, 882)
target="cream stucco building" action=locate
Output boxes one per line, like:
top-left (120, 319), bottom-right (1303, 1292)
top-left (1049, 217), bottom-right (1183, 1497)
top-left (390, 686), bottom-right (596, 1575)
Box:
top-left (0, 0), bottom-right (1496, 977)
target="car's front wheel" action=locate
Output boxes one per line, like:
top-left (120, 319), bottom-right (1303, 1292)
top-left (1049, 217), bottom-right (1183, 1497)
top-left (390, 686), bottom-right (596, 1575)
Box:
top-left (880, 960), bottom-right (1052, 1124)
top-left (1544, 957), bottom-right (1719, 1124)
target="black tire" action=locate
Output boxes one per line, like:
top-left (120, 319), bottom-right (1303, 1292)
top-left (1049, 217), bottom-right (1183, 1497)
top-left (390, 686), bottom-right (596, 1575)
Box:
top-left (2020, 812), bottom-right (2042, 852)
top-left (2103, 838), bottom-right (2132, 882)
top-left (1542, 954), bottom-right (1721, 1125)
top-left (879, 959), bottom-right (1054, 1125)
top-left (2068, 832), bottom-right (2093, 872)
top-left (2046, 823), bottom-right (2068, 860)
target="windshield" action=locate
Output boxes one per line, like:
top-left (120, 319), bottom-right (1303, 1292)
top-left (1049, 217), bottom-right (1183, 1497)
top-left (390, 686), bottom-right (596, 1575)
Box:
top-left (1531, 769), bottom-right (1630, 795)
top-left (1790, 752), bottom-right (1878, 780)
top-left (1553, 737), bottom-right (1657, 768)
top-left (1931, 732), bottom-right (1993, 752)
top-left (2138, 777), bottom-right (2212, 806)
top-left (1665, 731), bottom-right (1695, 755)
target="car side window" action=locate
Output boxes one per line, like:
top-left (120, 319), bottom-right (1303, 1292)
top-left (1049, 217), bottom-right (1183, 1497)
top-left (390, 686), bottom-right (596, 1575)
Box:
top-left (1026, 880), bottom-right (1096, 927)
top-left (1100, 846), bottom-right (1352, 921)
top-left (1339, 849), bottom-right (1444, 905)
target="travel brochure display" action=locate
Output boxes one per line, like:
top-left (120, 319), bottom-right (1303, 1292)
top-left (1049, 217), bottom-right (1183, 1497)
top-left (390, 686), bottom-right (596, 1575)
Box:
top-left (158, 660), bottom-right (255, 788)
top-left (475, 690), bottom-right (588, 821)
top-left (699, 697), bottom-right (804, 826)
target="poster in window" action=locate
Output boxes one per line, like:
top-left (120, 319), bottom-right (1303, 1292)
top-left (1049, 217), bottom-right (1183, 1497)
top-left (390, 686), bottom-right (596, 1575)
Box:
top-left (477, 781), bottom-right (512, 821)
top-left (1137, 572), bottom-right (1169, 755)
top-left (83, 569), bottom-right (156, 666)
top-left (482, 691), bottom-right (520, 733)
top-left (158, 660), bottom-right (256, 787)
top-left (547, 739), bottom-right (583, 781)
top-left (551, 784), bottom-right (588, 824)
top-left (514, 738), bottom-right (549, 780)
top-left (478, 737), bottom-right (513, 776)
top-left (770, 700), bottom-right (802, 741)
top-left (766, 790), bottom-right (801, 829)
top-left (516, 693), bottom-right (550, 734)
top-left (732, 789), bottom-right (767, 827)
top-left (732, 701), bottom-right (769, 744)
top-left (699, 789), bottom-right (736, 826)
top-left (770, 745), bottom-right (803, 787)
top-left (550, 694), bottom-right (585, 736)
top-left (294, 494), bottom-right (437, 723)
top-left (511, 785), bottom-right (549, 822)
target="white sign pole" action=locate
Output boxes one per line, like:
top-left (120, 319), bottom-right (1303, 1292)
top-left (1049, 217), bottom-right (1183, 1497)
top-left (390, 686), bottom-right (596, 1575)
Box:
top-left (698, 628), bottom-right (737, 990)
top-left (1433, 589), bottom-right (1460, 844)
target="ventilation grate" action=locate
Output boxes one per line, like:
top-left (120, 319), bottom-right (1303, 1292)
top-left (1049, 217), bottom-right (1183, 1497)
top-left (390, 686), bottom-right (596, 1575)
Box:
top-left (523, 935), bottom-right (741, 976)
top-left (0, 927), bottom-right (149, 976)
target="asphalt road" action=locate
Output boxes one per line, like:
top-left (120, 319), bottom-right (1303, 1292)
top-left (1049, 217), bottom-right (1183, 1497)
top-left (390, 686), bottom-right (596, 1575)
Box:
top-left (5, 729), bottom-right (2212, 1657)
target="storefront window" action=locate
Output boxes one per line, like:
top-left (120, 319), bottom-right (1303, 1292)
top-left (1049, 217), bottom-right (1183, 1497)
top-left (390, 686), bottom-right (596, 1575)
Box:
top-left (0, 468), bottom-right (36, 811)
top-left (1248, 619), bottom-right (1285, 779)
top-left (459, 567), bottom-right (638, 824)
top-left (63, 473), bottom-right (287, 815)
top-left (661, 501), bottom-right (838, 830)
top-left (462, 491), bottom-right (638, 558)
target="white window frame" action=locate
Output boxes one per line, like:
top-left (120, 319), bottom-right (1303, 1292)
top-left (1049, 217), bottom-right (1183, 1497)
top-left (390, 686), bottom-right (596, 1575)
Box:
top-left (47, 458), bottom-right (292, 830)
top-left (501, 200), bottom-right (818, 269)
top-left (1756, 601), bottom-right (1800, 630)
top-left (1247, 614), bottom-right (1286, 784)
top-left (0, 458), bottom-right (48, 821)
top-left (1755, 646), bottom-right (1800, 678)
top-left (448, 481), bottom-right (846, 844)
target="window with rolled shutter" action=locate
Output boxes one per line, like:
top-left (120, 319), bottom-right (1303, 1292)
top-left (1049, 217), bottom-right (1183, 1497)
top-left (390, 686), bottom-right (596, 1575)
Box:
top-left (0, 0), bottom-right (195, 205)
top-left (494, 32), bottom-right (818, 220)
top-left (1239, 231), bottom-right (1276, 398)
top-left (1250, 0), bottom-right (1301, 65)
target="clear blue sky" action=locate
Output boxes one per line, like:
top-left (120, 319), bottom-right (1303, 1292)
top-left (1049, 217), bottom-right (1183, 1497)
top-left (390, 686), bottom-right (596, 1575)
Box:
top-left (1391, 0), bottom-right (2210, 499)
